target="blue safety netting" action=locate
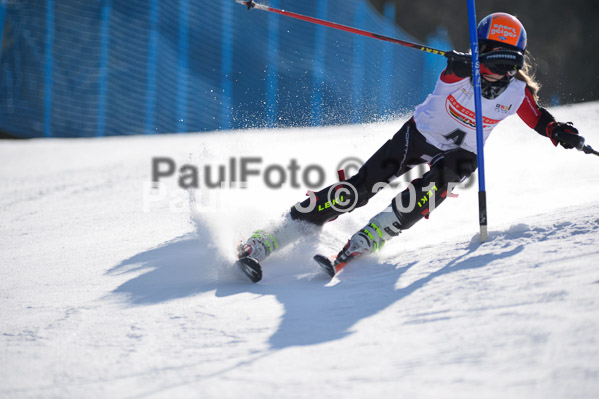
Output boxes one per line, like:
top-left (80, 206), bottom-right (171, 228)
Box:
top-left (0, 0), bottom-right (451, 138)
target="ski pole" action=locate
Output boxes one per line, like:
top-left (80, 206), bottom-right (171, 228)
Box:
top-left (235, 0), bottom-right (450, 58)
top-left (582, 144), bottom-right (599, 156)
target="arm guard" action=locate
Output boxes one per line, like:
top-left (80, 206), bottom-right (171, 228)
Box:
top-left (533, 107), bottom-right (556, 137)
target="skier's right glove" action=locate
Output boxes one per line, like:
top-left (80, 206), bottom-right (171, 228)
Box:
top-left (445, 50), bottom-right (471, 78)
top-left (547, 121), bottom-right (585, 150)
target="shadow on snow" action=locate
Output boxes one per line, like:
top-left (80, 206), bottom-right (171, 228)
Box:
top-left (108, 205), bottom-right (599, 349)
top-left (106, 223), bottom-right (561, 351)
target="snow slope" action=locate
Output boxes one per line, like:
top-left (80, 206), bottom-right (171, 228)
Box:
top-left (1, 102), bottom-right (599, 398)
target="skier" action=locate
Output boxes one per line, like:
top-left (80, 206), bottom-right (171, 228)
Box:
top-left (236, 12), bottom-right (585, 282)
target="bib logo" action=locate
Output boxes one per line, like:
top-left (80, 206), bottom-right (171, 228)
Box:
top-left (495, 103), bottom-right (512, 114)
top-left (445, 94), bottom-right (500, 130)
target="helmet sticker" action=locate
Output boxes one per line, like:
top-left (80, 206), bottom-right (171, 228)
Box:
top-left (487, 15), bottom-right (521, 46)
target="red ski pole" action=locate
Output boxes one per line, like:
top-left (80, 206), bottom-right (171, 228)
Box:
top-left (235, 0), bottom-right (449, 58)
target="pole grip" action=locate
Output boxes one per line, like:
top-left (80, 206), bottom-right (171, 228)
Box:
top-left (583, 145), bottom-right (599, 156)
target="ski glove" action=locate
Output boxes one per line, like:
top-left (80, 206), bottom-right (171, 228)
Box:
top-left (445, 51), bottom-right (471, 78)
top-left (547, 121), bottom-right (585, 150)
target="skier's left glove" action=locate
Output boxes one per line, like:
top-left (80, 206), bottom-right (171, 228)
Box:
top-left (547, 121), bottom-right (585, 150)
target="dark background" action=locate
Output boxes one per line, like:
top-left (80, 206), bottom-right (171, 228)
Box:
top-left (370, 0), bottom-right (599, 106)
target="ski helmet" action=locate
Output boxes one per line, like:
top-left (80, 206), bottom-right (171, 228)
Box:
top-left (477, 12), bottom-right (527, 53)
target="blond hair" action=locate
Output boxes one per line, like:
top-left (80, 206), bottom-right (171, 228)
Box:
top-left (515, 52), bottom-right (541, 102)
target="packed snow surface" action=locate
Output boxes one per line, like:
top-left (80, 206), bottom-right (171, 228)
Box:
top-left (1, 102), bottom-right (599, 398)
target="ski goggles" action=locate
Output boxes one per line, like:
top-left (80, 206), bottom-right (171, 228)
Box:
top-left (481, 63), bottom-right (519, 77)
top-left (480, 46), bottom-right (523, 77)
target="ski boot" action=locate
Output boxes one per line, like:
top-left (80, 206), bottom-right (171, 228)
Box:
top-left (237, 230), bottom-right (278, 262)
top-left (235, 212), bottom-right (322, 282)
top-left (235, 230), bottom-right (278, 283)
top-left (314, 207), bottom-right (401, 277)
top-left (314, 231), bottom-right (374, 277)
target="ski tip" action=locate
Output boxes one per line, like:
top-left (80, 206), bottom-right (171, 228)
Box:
top-left (313, 254), bottom-right (336, 278)
top-left (235, 257), bottom-right (262, 283)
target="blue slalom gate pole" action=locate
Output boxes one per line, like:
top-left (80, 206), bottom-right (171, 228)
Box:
top-left (466, 0), bottom-right (488, 242)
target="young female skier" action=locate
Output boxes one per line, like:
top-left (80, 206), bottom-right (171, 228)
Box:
top-left (235, 12), bottom-right (585, 282)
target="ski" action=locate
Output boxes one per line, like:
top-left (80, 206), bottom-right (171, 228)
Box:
top-left (313, 254), bottom-right (348, 278)
top-left (235, 257), bottom-right (263, 283)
